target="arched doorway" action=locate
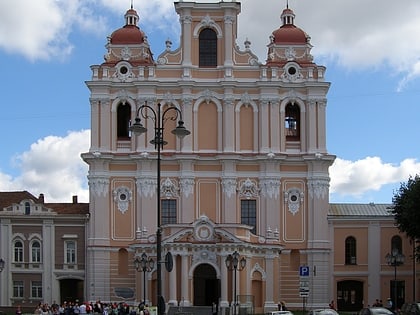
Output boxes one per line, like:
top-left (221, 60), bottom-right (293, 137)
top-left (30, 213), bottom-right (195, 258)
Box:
top-left (337, 280), bottom-right (363, 311)
top-left (193, 263), bottom-right (220, 306)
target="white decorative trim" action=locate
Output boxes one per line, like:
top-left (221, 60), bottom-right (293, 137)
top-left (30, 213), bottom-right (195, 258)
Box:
top-left (250, 263), bottom-right (267, 280)
top-left (260, 178), bottom-right (281, 199)
top-left (284, 188), bottom-right (304, 215)
top-left (88, 177), bottom-right (109, 197)
top-left (308, 178), bottom-right (330, 199)
top-left (238, 178), bottom-right (259, 199)
top-left (222, 178), bottom-right (237, 198)
top-left (180, 177), bottom-right (194, 198)
top-left (137, 177), bottom-right (157, 198)
top-left (113, 186), bottom-right (132, 214)
top-left (161, 177), bottom-right (179, 198)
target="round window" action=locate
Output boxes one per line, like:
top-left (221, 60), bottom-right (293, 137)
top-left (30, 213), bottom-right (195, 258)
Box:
top-left (119, 193), bottom-right (127, 201)
top-left (120, 66), bottom-right (128, 74)
top-left (290, 194), bottom-right (298, 202)
top-left (288, 66), bottom-right (296, 75)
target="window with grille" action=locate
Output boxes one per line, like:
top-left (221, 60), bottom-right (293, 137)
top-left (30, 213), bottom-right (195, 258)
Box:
top-left (345, 236), bottom-right (357, 265)
top-left (14, 240), bottom-right (23, 263)
top-left (65, 241), bottom-right (76, 264)
top-left (241, 199), bottom-right (256, 234)
top-left (199, 28), bottom-right (217, 67)
top-left (13, 281), bottom-right (24, 298)
top-left (162, 199), bottom-right (177, 225)
top-left (31, 281), bottom-right (42, 298)
top-left (31, 240), bottom-right (41, 263)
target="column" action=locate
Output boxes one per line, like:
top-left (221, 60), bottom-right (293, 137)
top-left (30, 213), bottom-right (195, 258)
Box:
top-left (168, 254), bottom-right (178, 306)
top-left (181, 254), bottom-right (191, 306)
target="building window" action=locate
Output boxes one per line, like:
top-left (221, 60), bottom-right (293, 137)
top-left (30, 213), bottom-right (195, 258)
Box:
top-left (117, 102), bottom-right (131, 139)
top-left (31, 241), bottom-right (41, 263)
top-left (13, 281), bottom-right (24, 298)
top-left (199, 28), bottom-right (217, 67)
top-left (345, 236), bottom-right (357, 265)
top-left (65, 241), bottom-right (76, 264)
top-left (285, 103), bottom-right (300, 140)
top-left (241, 199), bottom-right (256, 234)
top-left (14, 241), bottom-right (23, 263)
top-left (162, 199), bottom-right (177, 225)
top-left (391, 235), bottom-right (402, 254)
top-left (31, 281), bottom-right (42, 298)
top-left (25, 202), bottom-right (31, 215)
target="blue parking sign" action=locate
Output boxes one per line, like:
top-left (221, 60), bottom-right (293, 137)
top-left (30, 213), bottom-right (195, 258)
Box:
top-left (299, 266), bottom-right (310, 276)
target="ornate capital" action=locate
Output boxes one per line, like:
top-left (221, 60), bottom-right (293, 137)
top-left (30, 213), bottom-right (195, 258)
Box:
top-left (88, 176), bottom-right (109, 197)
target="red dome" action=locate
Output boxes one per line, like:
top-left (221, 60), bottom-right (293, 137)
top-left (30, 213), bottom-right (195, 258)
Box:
top-left (272, 24), bottom-right (307, 44)
top-left (110, 25), bottom-right (146, 45)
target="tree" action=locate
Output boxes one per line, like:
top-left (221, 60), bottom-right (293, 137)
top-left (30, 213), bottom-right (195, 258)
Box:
top-left (391, 175), bottom-right (420, 261)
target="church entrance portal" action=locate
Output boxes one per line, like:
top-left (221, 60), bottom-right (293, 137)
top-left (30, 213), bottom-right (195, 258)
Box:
top-left (193, 264), bottom-right (220, 306)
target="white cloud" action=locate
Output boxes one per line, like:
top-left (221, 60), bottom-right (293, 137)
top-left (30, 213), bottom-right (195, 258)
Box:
top-left (0, 130), bottom-right (90, 203)
top-left (2, 0), bottom-right (420, 87)
top-left (237, 0), bottom-right (420, 88)
top-left (1, 129), bottom-right (420, 204)
top-left (329, 156), bottom-right (420, 199)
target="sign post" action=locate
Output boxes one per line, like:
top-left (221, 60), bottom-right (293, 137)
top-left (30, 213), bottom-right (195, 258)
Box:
top-left (299, 266), bottom-right (310, 312)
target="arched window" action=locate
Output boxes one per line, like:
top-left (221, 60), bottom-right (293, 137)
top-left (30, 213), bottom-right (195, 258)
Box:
top-left (118, 248), bottom-right (129, 276)
top-left (199, 28), bottom-right (217, 67)
top-left (14, 240), bottom-right (23, 263)
top-left (31, 241), bottom-right (41, 263)
top-left (285, 103), bottom-right (300, 141)
top-left (25, 202), bottom-right (30, 215)
top-left (345, 236), bottom-right (357, 265)
top-left (391, 235), bottom-right (402, 254)
top-left (117, 102), bottom-right (131, 139)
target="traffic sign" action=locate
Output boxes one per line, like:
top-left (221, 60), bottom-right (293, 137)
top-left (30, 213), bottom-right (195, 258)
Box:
top-left (299, 265), bottom-right (310, 277)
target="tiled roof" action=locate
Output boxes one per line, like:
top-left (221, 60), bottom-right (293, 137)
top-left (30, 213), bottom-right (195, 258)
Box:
top-left (0, 191), bottom-right (88, 215)
top-left (0, 191), bottom-right (39, 208)
top-left (329, 203), bottom-right (393, 217)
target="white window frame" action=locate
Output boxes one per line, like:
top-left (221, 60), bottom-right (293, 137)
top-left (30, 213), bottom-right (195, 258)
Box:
top-left (31, 281), bottom-right (42, 299)
top-left (13, 280), bottom-right (24, 298)
top-left (31, 240), bottom-right (42, 263)
top-left (65, 240), bottom-right (77, 264)
top-left (14, 240), bottom-right (24, 263)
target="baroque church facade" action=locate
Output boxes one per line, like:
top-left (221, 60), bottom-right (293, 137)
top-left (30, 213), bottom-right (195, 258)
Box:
top-left (0, 1), bottom-right (417, 314)
top-left (82, 1), bottom-right (335, 312)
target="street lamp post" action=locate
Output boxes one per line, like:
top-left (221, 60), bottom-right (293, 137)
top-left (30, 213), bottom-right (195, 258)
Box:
top-left (130, 102), bottom-right (190, 315)
top-left (225, 251), bottom-right (246, 315)
top-left (135, 253), bottom-right (155, 304)
top-left (385, 249), bottom-right (405, 311)
top-left (0, 258), bottom-right (4, 307)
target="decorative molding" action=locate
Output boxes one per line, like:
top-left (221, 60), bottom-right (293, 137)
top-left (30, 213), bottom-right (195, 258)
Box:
top-left (161, 177), bottom-right (179, 198)
top-left (88, 177), bottom-right (109, 197)
top-left (180, 177), bottom-right (194, 198)
top-left (260, 178), bottom-right (281, 199)
top-left (284, 187), bottom-right (304, 215)
top-left (222, 178), bottom-right (237, 198)
top-left (308, 178), bottom-right (330, 199)
top-left (112, 186), bottom-right (132, 214)
top-left (238, 178), bottom-right (259, 199)
top-left (137, 177), bottom-right (157, 198)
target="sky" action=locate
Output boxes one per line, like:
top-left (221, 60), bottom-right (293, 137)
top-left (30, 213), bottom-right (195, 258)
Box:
top-left (0, 0), bottom-right (419, 204)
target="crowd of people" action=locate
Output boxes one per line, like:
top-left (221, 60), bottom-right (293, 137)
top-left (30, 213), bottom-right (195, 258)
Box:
top-left (24, 300), bottom-right (149, 315)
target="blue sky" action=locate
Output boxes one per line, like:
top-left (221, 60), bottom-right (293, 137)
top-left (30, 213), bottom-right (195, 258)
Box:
top-left (0, 0), bottom-right (420, 203)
